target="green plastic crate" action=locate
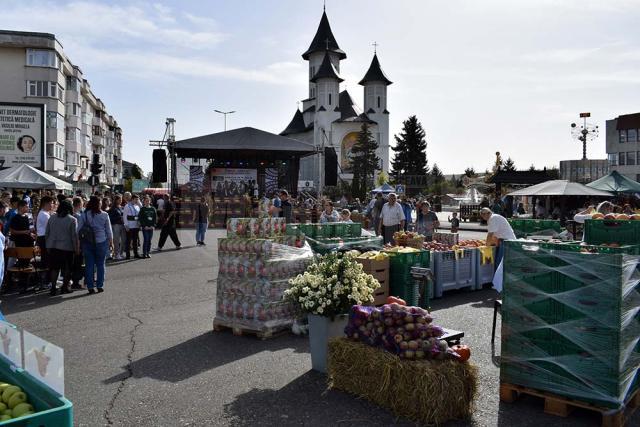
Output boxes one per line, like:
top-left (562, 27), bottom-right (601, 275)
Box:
top-left (508, 219), bottom-right (562, 238)
top-left (501, 240), bottom-right (640, 408)
top-left (584, 219), bottom-right (640, 245)
top-left (0, 357), bottom-right (72, 426)
top-left (389, 273), bottom-right (432, 309)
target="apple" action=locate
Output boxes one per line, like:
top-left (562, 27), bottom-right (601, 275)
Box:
top-left (7, 392), bottom-right (26, 409)
top-left (604, 213), bottom-right (617, 220)
top-left (14, 411), bottom-right (33, 419)
top-left (631, 214), bottom-right (640, 221)
top-left (0, 384), bottom-right (10, 393)
top-left (11, 402), bottom-right (33, 417)
top-left (2, 386), bottom-right (21, 403)
top-left (616, 214), bottom-right (630, 220)
top-left (2, 409), bottom-right (12, 416)
top-left (0, 414), bottom-right (10, 421)
top-left (591, 213), bottom-right (605, 220)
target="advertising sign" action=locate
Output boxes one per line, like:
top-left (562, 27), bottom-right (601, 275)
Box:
top-left (132, 179), bottom-right (149, 193)
top-left (23, 330), bottom-right (64, 395)
top-left (210, 168), bottom-right (257, 196)
top-left (0, 103), bottom-right (45, 169)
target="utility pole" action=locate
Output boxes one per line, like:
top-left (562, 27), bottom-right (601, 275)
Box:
top-left (214, 109), bottom-right (235, 131)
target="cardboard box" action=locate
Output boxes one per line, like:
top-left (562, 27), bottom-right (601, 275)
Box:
top-left (356, 257), bottom-right (390, 306)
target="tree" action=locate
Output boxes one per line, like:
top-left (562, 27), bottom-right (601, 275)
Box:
top-left (131, 163), bottom-right (143, 179)
top-left (431, 163), bottom-right (444, 184)
top-left (528, 164), bottom-right (536, 171)
top-left (503, 157), bottom-right (516, 172)
top-left (391, 115), bottom-right (428, 178)
top-left (350, 123), bottom-right (380, 199)
top-left (464, 167), bottom-right (476, 177)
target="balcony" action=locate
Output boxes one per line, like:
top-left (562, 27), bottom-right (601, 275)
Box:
top-left (91, 116), bottom-right (103, 127)
top-left (93, 135), bottom-right (104, 147)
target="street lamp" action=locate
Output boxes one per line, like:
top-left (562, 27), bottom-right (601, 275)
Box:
top-left (214, 109), bottom-right (236, 131)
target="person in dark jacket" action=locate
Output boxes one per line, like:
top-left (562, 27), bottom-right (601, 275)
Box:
top-left (45, 200), bottom-right (78, 295)
top-left (139, 196), bottom-right (157, 258)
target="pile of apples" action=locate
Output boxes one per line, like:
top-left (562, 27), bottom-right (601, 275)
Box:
top-left (357, 251), bottom-right (389, 261)
top-left (393, 231), bottom-right (422, 241)
top-left (456, 239), bottom-right (485, 248)
top-left (0, 382), bottom-right (36, 421)
top-left (591, 213), bottom-right (640, 220)
top-left (423, 241), bottom-right (452, 251)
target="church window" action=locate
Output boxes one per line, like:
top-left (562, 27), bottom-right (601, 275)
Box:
top-left (329, 93), bottom-right (332, 105)
top-left (377, 96), bottom-right (380, 108)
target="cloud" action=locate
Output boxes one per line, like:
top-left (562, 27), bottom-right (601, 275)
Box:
top-left (520, 47), bottom-right (603, 63)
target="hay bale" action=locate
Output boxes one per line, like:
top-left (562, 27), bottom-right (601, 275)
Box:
top-left (328, 338), bottom-right (478, 425)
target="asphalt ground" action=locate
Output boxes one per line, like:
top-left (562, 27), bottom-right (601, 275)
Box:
top-left (2, 229), bottom-right (638, 426)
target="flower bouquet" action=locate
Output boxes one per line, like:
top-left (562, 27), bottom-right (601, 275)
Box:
top-left (285, 251), bottom-right (382, 373)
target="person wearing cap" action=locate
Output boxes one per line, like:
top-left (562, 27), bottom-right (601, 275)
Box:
top-left (480, 207), bottom-right (515, 269)
top-left (378, 193), bottom-right (405, 245)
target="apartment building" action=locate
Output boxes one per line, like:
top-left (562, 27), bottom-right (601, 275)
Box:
top-left (0, 30), bottom-right (123, 187)
top-left (606, 112), bottom-right (640, 182)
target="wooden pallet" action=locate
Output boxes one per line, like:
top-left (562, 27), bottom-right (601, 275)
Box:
top-left (500, 382), bottom-right (640, 427)
top-left (212, 318), bottom-right (290, 340)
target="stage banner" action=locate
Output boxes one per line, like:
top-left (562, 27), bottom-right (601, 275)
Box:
top-left (210, 168), bottom-right (257, 197)
top-left (0, 103), bottom-right (45, 169)
top-left (188, 166), bottom-right (204, 191)
top-left (264, 168), bottom-right (279, 196)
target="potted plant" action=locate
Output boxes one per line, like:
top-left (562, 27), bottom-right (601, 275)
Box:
top-left (285, 251), bottom-right (380, 373)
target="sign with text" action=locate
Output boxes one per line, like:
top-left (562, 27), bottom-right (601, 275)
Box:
top-left (0, 103), bottom-right (45, 169)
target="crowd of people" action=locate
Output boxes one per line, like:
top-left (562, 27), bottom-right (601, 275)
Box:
top-left (0, 189), bottom-right (195, 296)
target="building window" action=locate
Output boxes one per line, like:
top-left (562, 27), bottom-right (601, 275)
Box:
top-left (46, 111), bottom-right (64, 129)
top-left (628, 152), bottom-right (636, 166)
top-left (619, 130), bottom-right (627, 143)
top-left (26, 49), bottom-right (58, 68)
top-left (628, 129), bottom-right (638, 143)
top-left (66, 76), bottom-right (80, 91)
top-left (608, 153), bottom-right (617, 166)
top-left (26, 80), bottom-right (60, 98)
top-left (328, 93), bottom-right (332, 105)
top-left (377, 96), bottom-right (381, 108)
top-left (619, 152), bottom-right (626, 166)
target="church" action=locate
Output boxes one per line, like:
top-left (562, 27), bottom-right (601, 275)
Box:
top-left (280, 9), bottom-right (392, 189)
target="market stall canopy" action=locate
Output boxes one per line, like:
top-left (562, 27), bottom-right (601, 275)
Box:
top-left (0, 164), bottom-right (72, 191)
top-left (506, 180), bottom-right (611, 197)
top-left (371, 183), bottom-right (395, 194)
top-left (586, 171), bottom-right (640, 194)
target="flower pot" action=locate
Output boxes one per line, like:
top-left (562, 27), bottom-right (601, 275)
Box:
top-left (308, 313), bottom-right (348, 373)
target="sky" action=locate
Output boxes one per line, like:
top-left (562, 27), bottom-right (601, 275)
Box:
top-left (4, 0), bottom-right (640, 174)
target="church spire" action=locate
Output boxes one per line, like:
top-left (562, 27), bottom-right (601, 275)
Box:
top-left (310, 50), bottom-right (344, 83)
top-left (302, 10), bottom-right (346, 60)
top-left (359, 53), bottom-right (392, 86)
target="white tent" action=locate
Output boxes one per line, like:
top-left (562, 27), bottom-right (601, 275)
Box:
top-left (0, 164), bottom-right (73, 191)
top-left (507, 180), bottom-right (611, 197)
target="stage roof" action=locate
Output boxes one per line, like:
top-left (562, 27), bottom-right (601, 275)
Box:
top-left (174, 127), bottom-right (316, 158)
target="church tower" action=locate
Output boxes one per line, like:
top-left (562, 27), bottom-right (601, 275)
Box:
top-left (359, 52), bottom-right (392, 174)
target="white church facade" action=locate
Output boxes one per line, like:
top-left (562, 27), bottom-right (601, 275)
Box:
top-left (280, 9), bottom-right (392, 189)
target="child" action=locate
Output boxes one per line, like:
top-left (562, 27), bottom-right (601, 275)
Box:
top-left (339, 209), bottom-right (353, 223)
top-left (448, 212), bottom-right (460, 233)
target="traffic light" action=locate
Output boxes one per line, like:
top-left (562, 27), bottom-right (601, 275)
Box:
top-left (91, 153), bottom-right (103, 175)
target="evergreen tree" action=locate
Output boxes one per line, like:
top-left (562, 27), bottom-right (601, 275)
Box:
top-left (351, 123), bottom-right (380, 199)
top-left (528, 164), bottom-right (536, 171)
top-left (503, 157), bottom-right (516, 172)
top-left (431, 163), bottom-right (444, 184)
top-left (391, 115), bottom-right (428, 178)
top-left (464, 167), bottom-right (476, 177)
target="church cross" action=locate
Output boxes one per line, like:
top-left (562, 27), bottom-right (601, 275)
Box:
top-left (372, 41), bottom-right (379, 54)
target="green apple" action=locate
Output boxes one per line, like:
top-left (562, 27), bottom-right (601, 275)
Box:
top-left (0, 414), bottom-right (11, 421)
top-left (1, 386), bottom-right (21, 403)
top-left (0, 402), bottom-right (6, 412)
top-left (11, 402), bottom-right (33, 418)
top-left (2, 409), bottom-right (12, 416)
top-left (7, 392), bottom-right (26, 409)
top-left (0, 384), bottom-right (11, 392)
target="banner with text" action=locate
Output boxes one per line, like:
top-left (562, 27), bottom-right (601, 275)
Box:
top-left (0, 103), bottom-right (45, 169)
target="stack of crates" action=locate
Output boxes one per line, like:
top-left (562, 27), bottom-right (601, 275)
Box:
top-left (387, 250), bottom-right (431, 307)
top-left (432, 248), bottom-right (476, 297)
top-left (500, 240), bottom-right (640, 409)
top-left (508, 219), bottom-right (562, 238)
top-left (584, 219), bottom-right (640, 245)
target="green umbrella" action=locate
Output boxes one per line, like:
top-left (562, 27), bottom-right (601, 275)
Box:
top-left (586, 171), bottom-right (640, 195)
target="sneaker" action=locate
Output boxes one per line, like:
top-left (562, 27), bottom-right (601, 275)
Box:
top-left (175, 246), bottom-right (181, 250)
top-left (201, 242), bottom-right (206, 246)
top-left (87, 288), bottom-right (95, 294)
top-left (97, 288), bottom-right (104, 293)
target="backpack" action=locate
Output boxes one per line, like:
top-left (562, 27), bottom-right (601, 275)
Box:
top-left (78, 211), bottom-right (96, 245)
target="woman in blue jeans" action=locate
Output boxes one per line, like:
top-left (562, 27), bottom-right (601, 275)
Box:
top-left (78, 196), bottom-right (113, 294)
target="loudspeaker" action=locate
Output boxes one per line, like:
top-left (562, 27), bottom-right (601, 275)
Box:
top-left (324, 147), bottom-right (337, 186)
top-left (152, 149), bottom-right (167, 182)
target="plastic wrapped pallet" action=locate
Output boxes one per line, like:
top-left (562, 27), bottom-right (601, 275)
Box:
top-left (500, 240), bottom-right (640, 409)
top-left (215, 233), bottom-right (314, 335)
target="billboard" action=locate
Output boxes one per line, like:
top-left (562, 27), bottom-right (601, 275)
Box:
top-left (210, 168), bottom-right (257, 196)
top-left (0, 103), bottom-right (45, 169)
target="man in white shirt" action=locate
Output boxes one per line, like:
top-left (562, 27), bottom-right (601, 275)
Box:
top-left (123, 194), bottom-right (141, 259)
top-left (36, 195), bottom-right (54, 288)
top-left (378, 193), bottom-right (405, 245)
top-left (481, 207), bottom-right (516, 267)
